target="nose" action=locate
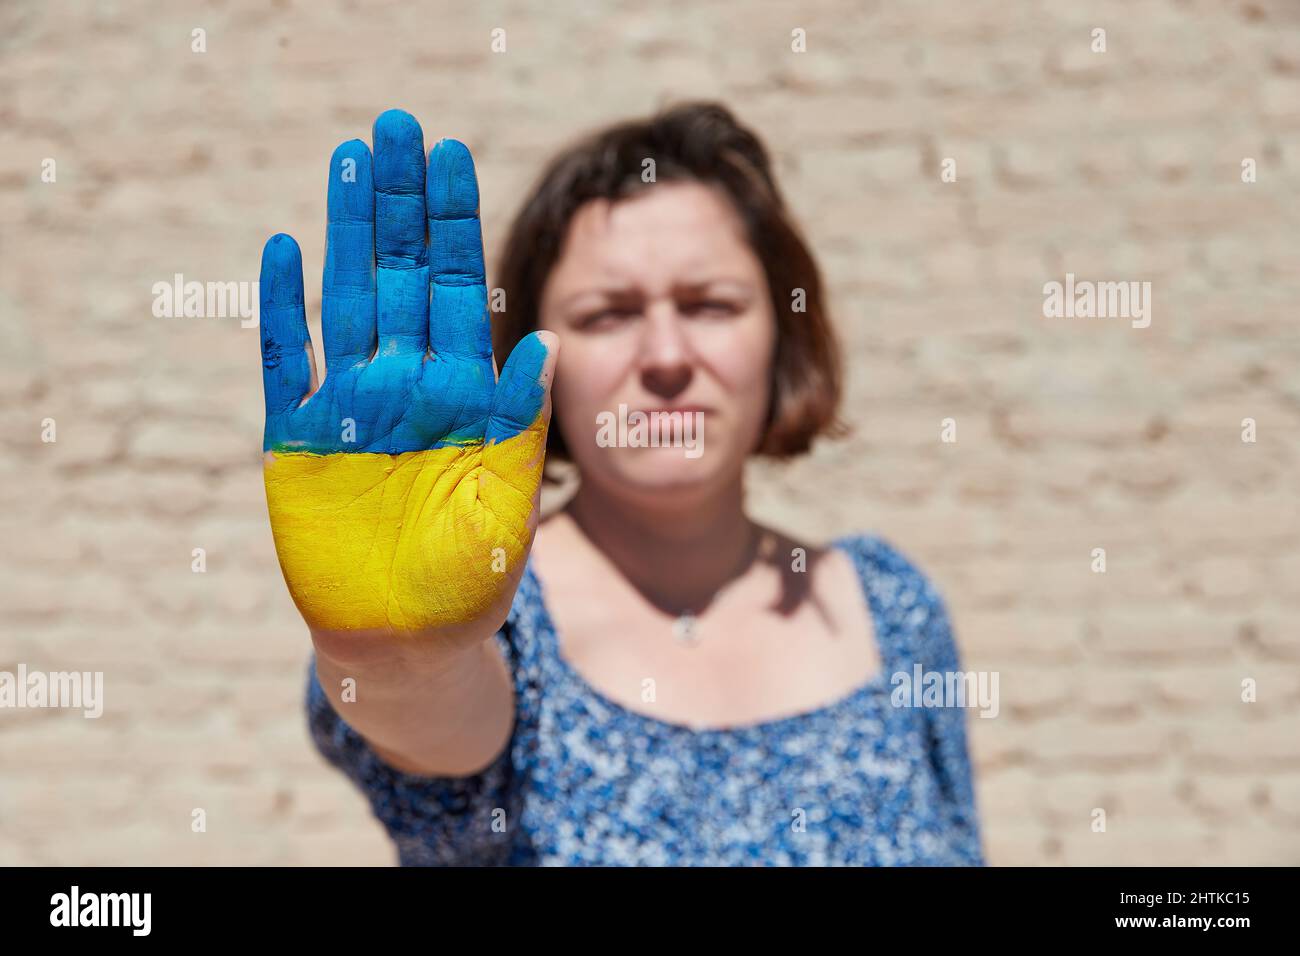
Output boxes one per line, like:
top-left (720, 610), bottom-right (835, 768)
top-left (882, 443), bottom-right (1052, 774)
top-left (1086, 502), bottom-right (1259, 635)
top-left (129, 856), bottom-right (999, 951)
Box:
top-left (637, 301), bottom-right (693, 399)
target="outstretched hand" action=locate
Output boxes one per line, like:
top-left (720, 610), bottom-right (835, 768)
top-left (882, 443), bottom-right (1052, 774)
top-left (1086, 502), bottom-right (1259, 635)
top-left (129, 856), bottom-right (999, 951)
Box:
top-left (259, 109), bottom-right (557, 642)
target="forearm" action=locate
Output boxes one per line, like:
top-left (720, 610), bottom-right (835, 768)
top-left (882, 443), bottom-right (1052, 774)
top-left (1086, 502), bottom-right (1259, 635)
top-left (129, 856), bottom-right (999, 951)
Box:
top-left (311, 635), bottom-right (515, 778)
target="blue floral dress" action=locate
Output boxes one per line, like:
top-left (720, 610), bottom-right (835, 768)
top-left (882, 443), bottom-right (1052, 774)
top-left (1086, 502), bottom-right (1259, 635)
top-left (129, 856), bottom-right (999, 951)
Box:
top-left (306, 533), bottom-right (985, 866)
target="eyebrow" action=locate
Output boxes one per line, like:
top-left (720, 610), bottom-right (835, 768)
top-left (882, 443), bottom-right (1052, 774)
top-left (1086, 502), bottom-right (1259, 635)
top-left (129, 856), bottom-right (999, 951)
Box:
top-left (555, 278), bottom-right (754, 311)
top-left (674, 278), bottom-right (752, 295)
top-left (554, 286), bottom-right (640, 311)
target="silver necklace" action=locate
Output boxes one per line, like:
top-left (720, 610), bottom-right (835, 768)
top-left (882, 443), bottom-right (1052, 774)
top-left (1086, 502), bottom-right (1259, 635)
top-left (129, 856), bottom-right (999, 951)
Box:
top-left (666, 527), bottom-right (763, 649)
top-left (672, 612), bottom-right (701, 647)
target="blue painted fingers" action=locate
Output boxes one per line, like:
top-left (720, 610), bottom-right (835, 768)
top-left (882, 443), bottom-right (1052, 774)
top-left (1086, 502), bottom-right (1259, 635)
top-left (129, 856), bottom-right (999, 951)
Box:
top-left (259, 111), bottom-right (549, 457)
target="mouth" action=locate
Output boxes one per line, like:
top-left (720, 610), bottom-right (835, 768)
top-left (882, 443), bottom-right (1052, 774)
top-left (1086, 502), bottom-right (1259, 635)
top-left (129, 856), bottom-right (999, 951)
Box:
top-left (596, 403), bottom-right (708, 459)
top-left (631, 406), bottom-right (711, 416)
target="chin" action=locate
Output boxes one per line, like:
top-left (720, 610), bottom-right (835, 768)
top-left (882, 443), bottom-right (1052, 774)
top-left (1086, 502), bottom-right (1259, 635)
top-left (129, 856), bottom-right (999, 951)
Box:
top-left (594, 446), bottom-right (738, 498)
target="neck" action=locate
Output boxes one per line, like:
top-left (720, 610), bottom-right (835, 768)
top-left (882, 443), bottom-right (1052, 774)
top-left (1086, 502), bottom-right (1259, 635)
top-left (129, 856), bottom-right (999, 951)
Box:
top-left (566, 475), bottom-right (759, 615)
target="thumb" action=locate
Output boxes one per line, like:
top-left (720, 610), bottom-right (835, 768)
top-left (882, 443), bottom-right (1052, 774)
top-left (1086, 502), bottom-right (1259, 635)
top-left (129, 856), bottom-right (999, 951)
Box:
top-left (482, 331), bottom-right (559, 491)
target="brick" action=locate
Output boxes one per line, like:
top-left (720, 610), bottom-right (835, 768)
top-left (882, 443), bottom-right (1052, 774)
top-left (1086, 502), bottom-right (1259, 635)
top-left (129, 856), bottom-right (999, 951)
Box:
top-left (1267, 775), bottom-right (1300, 819)
top-left (1091, 610), bottom-right (1238, 661)
top-left (1186, 717), bottom-right (1300, 770)
top-left (127, 419), bottom-right (255, 471)
top-left (1186, 774), bottom-right (1269, 819)
top-left (1058, 823), bottom-right (1216, 866)
top-left (983, 822), bottom-right (1053, 866)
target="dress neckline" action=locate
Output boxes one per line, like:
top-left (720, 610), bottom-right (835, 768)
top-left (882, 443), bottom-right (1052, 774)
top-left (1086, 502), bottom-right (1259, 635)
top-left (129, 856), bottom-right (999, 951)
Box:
top-left (519, 533), bottom-right (896, 739)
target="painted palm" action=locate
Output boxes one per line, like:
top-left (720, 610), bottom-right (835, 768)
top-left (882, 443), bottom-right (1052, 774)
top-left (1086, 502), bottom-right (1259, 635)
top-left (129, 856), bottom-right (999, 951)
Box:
top-left (260, 110), bottom-right (552, 636)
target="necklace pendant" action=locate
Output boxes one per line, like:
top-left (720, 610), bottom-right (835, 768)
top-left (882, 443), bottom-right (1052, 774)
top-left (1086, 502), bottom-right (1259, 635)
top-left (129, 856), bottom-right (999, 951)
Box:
top-left (673, 612), bottom-right (701, 647)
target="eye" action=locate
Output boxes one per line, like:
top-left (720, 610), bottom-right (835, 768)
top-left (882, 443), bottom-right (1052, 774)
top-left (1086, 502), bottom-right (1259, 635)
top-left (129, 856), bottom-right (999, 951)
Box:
top-left (577, 306), bottom-right (640, 330)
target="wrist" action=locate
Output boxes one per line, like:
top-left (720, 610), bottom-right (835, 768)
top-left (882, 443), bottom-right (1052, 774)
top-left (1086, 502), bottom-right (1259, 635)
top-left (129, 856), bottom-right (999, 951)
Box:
top-left (309, 624), bottom-right (485, 687)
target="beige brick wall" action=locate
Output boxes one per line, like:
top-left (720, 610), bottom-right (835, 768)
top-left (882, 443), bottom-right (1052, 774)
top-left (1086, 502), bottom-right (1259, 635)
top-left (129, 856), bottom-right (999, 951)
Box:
top-left (1, 0), bottom-right (1297, 865)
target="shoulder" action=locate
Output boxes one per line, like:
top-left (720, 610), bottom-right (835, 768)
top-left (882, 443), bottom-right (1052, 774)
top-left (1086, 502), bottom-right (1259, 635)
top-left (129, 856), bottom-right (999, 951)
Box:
top-left (830, 532), bottom-right (946, 603)
top-left (830, 531), bottom-right (960, 663)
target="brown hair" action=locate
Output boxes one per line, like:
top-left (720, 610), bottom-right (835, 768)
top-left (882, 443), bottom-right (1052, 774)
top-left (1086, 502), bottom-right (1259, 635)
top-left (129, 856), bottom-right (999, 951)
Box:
top-left (493, 100), bottom-right (844, 465)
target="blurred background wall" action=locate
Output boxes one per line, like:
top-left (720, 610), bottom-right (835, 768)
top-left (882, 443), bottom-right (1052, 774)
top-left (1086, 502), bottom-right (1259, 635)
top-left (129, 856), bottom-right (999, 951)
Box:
top-left (1, 0), bottom-right (1297, 865)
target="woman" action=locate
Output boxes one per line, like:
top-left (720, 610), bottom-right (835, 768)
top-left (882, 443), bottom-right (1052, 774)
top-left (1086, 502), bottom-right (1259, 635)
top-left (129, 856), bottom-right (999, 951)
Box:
top-left (259, 102), bottom-right (984, 866)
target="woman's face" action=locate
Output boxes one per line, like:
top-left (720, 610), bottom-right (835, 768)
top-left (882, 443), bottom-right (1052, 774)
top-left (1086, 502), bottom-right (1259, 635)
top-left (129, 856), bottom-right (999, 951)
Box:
top-left (538, 180), bottom-right (777, 504)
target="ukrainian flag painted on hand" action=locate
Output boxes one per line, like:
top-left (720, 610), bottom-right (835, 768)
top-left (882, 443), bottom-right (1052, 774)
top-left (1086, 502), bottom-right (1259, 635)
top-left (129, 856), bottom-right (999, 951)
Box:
top-left (260, 110), bottom-right (553, 636)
